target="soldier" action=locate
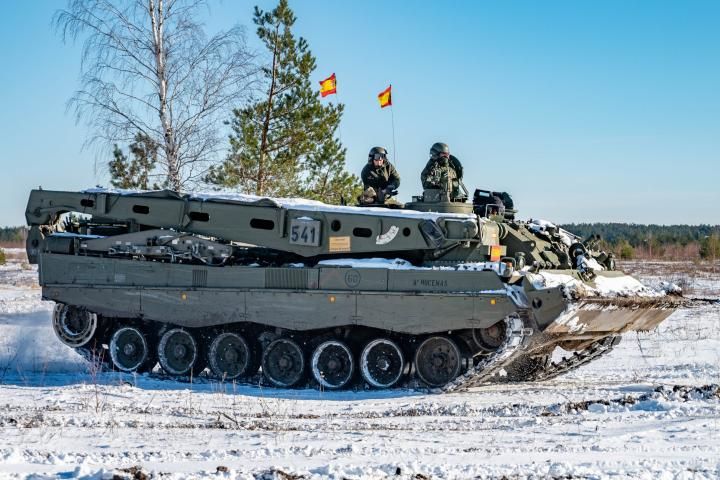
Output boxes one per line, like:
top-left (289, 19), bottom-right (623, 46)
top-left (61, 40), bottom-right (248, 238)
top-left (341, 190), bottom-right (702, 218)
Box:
top-left (360, 146), bottom-right (401, 204)
top-left (420, 142), bottom-right (465, 201)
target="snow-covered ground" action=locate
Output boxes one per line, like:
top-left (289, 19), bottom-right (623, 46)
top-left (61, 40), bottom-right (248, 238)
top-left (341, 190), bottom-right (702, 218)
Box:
top-left (1, 249), bottom-right (719, 479)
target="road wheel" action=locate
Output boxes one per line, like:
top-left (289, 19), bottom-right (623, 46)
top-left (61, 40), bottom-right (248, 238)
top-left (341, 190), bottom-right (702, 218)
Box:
top-left (208, 332), bottom-right (254, 381)
top-left (414, 336), bottom-right (462, 388)
top-left (311, 340), bottom-right (354, 390)
top-left (109, 326), bottom-right (155, 373)
top-left (360, 338), bottom-right (404, 389)
top-left (262, 338), bottom-right (305, 388)
top-left (158, 328), bottom-right (199, 376)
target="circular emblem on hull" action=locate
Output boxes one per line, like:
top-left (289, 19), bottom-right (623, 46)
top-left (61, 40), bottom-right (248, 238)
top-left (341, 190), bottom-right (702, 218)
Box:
top-left (344, 269), bottom-right (361, 288)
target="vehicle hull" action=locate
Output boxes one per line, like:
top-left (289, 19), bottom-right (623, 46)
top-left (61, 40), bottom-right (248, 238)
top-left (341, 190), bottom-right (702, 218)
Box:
top-left (40, 253), bottom-right (520, 333)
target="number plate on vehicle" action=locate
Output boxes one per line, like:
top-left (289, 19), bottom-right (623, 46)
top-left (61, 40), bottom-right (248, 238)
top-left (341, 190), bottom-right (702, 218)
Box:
top-left (289, 219), bottom-right (321, 247)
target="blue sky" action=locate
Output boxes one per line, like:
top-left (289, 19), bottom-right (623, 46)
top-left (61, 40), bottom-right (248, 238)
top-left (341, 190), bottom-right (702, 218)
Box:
top-left (1, 0), bottom-right (718, 226)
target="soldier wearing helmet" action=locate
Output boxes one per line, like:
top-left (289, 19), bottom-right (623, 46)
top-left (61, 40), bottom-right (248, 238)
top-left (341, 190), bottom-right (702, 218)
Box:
top-left (360, 146), bottom-right (401, 204)
top-left (421, 142), bottom-right (465, 201)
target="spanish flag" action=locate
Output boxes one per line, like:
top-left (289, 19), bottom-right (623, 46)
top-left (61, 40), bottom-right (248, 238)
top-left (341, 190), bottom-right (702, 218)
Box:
top-left (319, 73), bottom-right (337, 97)
top-left (378, 85), bottom-right (392, 108)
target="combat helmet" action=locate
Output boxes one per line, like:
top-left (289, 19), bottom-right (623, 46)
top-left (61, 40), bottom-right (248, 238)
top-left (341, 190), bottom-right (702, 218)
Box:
top-left (430, 142), bottom-right (450, 158)
top-left (368, 146), bottom-right (388, 163)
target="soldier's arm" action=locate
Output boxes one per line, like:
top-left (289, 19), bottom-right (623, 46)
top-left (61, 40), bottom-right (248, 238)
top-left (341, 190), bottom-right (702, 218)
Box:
top-left (421, 160), bottom-right (434, 188)
top-left (387, 163), bottom-right (400, 189)
top-left (360, 164), bottom-right (372, 188)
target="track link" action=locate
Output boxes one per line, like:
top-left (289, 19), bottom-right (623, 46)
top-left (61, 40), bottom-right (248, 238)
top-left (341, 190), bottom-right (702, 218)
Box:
top-left (521, 334), bottom-right (621, 382)
top-left (441, 312), bottom-right (531, 393)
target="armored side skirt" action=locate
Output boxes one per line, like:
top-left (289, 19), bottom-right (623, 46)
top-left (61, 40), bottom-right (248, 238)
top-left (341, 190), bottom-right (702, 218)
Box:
top-left (39, 254), bottom-right (517, 334)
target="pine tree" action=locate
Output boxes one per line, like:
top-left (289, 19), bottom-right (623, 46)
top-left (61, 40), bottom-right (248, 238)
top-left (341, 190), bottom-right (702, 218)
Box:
top-left (206, 0), bottom-right (360, 202)
top-left (109, 133), bottom-right (161, 190)
top-left (700, 233), bottom-right (720, 260)
top-left (618, 240), bottom-right (635, 260)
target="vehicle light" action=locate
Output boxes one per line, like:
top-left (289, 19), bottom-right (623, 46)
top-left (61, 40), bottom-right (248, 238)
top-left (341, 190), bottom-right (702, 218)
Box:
top-left (490, 245), bottom-right (502, 262)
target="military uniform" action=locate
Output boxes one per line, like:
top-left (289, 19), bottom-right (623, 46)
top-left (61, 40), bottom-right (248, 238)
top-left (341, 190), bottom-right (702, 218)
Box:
top-left (361, 161), bottom-right (401, 193)
top-left (421, 154), bottom-right (464, 199)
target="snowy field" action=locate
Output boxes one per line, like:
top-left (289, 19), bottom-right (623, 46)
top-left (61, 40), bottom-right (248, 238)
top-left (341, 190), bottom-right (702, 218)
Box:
top-left (0, 249), bottom-right (719, 479)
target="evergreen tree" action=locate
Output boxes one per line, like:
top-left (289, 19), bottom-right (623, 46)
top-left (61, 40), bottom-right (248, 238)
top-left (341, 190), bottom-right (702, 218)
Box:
top-left (618, 240), bottom-right (635, 259)
top-left (109, 133), bottom-right (161, 190)
top-left (700, 233), bottom-right (720, 260)
top-left (206, 0), bottom-right (360, 202)
top-left (0, 227), bottom-right (25, 243)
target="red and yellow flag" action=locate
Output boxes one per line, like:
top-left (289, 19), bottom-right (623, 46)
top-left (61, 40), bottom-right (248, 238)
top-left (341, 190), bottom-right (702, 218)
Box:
top-left (319, 73), bottom-right (337, 97)
top-left (377, 85), bottom-right (392, 108)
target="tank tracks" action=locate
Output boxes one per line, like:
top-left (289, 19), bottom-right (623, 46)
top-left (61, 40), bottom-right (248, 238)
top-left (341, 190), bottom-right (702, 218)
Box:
top-left (441, 318), bottom-right (624, 390)
top-left (518, 335), bottom-right (621, 383)
top-left (57, 305), bottom-right (622, 391)
top-left (441, 313), bottom-right (530, 393)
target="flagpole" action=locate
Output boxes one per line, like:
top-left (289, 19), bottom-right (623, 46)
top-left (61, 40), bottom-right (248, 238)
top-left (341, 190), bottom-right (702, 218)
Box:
top-left (390, 104), bottom-right (397, 169)
top-left (378, 84), bottom-right (396, 167)
top-left (334, 88), bottom-right (343, 145)
top-left (320, 73), bottom-right (342, 145)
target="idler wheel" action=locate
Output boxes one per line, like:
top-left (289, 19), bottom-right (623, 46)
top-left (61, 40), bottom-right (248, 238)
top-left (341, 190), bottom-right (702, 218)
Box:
top-left (208, 332), bottom-right (253, 381)
top-left (158, 328), bottom-right (199, 376)
top-left (472, 321), bottom-right (507, 353)
top-left (53, 304), bottom-right (97, 348)
top-left (360, 338), bottom-right (404, 389)
top-left (262, 338), bottom-right (305, 388)
top-left (414, 336), bottom-right (462, 388)
top-left (311, 340), bottom-right (354, 390)
top-left (110, 326), bottom-right (154, 373)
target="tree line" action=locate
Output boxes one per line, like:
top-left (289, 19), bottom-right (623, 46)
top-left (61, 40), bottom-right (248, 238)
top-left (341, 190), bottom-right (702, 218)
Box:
top-left (560, 223), bottom-right (720, 260)
top-left (0, 227), bottom-right (25, 263)
top-left (0, 227), bottom-right (26, 244)
top-left (55, 0), bottom-right (361, 203)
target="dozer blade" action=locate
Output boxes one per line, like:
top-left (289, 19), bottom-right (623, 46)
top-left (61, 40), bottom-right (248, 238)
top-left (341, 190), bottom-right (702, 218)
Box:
top-left (545, 296), bottom-right (684, 336)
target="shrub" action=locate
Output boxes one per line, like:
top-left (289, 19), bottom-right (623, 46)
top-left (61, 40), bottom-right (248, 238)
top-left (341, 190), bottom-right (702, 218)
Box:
top-left (619, 241), bottom-right (635, 260)
top-left (700, 234), bottom-right (720, 260)
top-left (0, 248), bottom-right (5, 265)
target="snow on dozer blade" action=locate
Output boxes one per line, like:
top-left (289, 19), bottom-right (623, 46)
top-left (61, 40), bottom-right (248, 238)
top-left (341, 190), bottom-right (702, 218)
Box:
top-left (548, 296), bottom-right (680, 336)
top-left (526, 269), bottom-right (682, 336)
top-left (26, 187), bottom-right (682, 391)
top-left (440, 270), bottom-right (684, 392)
top-left (465, 271), bottom-right (687, 389)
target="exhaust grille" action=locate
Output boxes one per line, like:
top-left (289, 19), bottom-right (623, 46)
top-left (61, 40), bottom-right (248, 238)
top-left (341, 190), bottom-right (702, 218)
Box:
top-left (192, 269), bottom-right (208, 287)
top-left (266, 269), bottom-right (308, 289)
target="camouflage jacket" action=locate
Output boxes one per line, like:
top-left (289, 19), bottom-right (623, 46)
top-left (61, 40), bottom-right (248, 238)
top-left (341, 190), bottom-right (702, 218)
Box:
top-left (421, 155), bottom-right (463, 189)
top-left (361, 161), bottom-right (401, 192)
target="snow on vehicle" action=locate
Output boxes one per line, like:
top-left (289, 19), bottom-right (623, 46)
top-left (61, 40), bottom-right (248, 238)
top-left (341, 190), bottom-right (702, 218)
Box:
top-left (24, 184), bottom-right (681, 391)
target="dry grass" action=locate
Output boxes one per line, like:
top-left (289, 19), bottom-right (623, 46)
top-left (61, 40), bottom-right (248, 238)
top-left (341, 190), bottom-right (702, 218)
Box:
top-left (1, 248), bottom-right (27, 263)
top-left (618, 259), bottom-right (720, 297)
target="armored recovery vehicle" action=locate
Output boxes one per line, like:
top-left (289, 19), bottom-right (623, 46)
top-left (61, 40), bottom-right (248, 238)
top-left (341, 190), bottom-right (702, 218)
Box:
top-left (25, 185), bottom-right (681, 391)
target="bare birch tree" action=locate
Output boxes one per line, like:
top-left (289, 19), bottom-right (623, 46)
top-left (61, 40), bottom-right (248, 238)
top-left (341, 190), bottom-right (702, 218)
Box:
top-left (54, 0), bottom-right (256, 191)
